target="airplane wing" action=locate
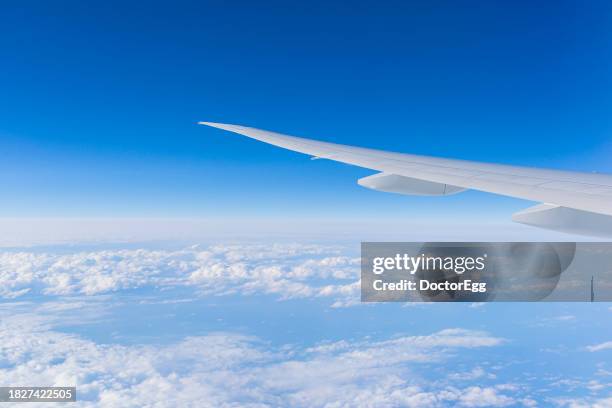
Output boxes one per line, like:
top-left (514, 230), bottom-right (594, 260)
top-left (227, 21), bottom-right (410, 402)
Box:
top-left (199, 121), bottom-right (612, 237)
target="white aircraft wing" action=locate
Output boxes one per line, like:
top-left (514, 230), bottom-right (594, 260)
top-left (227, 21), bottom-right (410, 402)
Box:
top-left (199, 121), bottom-right (612, 237)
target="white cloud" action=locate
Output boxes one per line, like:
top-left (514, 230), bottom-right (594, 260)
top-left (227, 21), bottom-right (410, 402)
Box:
top-left (458, 386), bottom-right (514, 407)
top-left (586, 342), bottom-right (612, 352)
top-left (596, 368), bottom-right (612, 377)
top-left (521, 398), bottom-right (538, 407)
top-left (0, 302), bottom-right (513, 407)
top-left (469, 302), bottom-right (486, 309)
top-left (448, 367), bottom-right (496, 381)
top-left (0, 244), bottom-right (361, 305)
top-left (553, 396), bottom-right (612, 408)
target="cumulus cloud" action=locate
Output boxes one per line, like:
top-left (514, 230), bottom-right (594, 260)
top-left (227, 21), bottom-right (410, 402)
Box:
top-left (0, 302), bottom-right (514, 407)
top-left (457, 386), bottom-right (514, 407)
top-left (0, 243), bottom-right (360, 304)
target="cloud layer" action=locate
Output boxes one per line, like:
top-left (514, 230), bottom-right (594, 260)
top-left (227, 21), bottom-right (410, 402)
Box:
top-left (0, 302), bottom-right (518, 407)
top-left (1, 241), bottom-right (611, 407)
top-left (0, 243), bottom-right (360, 305)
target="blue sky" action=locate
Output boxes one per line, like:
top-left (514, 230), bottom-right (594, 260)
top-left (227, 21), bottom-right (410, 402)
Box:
top-left (1, 0), bottom-right (611, 220)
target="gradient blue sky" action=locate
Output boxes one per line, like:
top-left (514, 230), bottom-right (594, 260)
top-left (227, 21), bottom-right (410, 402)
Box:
top-left (1, 0), bottom-right (611, 219)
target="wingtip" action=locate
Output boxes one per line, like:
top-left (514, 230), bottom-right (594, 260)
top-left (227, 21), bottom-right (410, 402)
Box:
top-left (198, 121), bottom-right (237, 131)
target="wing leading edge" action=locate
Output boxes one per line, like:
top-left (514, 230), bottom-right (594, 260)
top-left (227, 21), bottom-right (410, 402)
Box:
top-left (199, 121), bottom-right (612, 237)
